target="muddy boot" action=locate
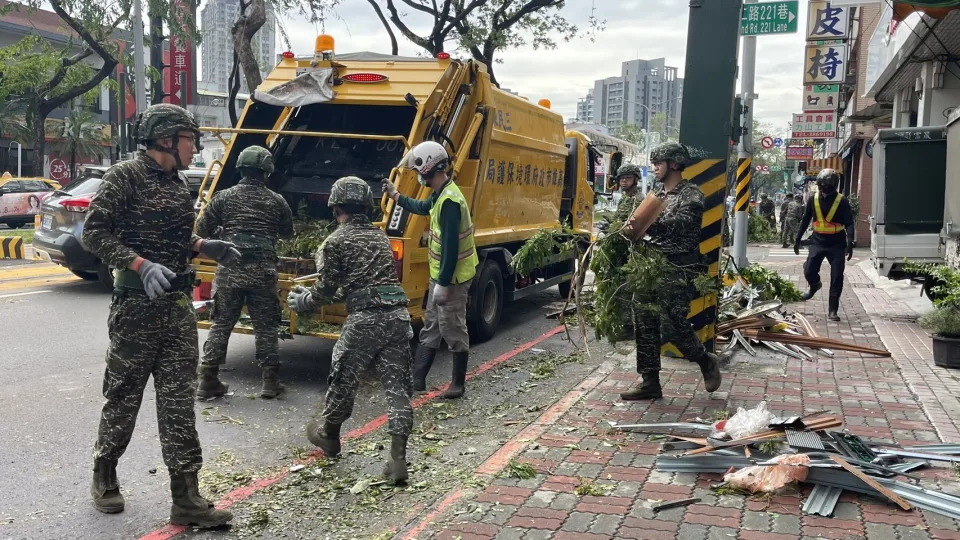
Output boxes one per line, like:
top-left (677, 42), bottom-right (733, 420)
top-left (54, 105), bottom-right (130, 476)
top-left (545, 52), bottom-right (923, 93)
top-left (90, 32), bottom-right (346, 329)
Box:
top-left (306, 420), bottom-right (341, 457)
top-left (91, 458), bottom-right (124, 514)
top-left (442, 351), bottom-right (469, 399)
top-left (412, 346), bottom-right (437, 392)
top-left (801, 281), bottom-right (822, 301)
top-left (620, 371), bottom-right (663, 401)
top-left (695, 352), bottom-right (722, 392)
top-left (196, 365), bottom-right (228, 400)
top-left (828, 296), bottom-right (841, 321)
top-left (383, 434), bottom-right (409, 485)
top-left (260, 365), bottom-right (285, 399)
top-left (169, 471), bottom-right (233, 528)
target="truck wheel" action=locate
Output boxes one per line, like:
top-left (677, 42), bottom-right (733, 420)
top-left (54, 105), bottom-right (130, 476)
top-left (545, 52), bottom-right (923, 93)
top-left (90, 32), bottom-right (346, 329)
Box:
top-left (557, 259), bottom-right (577, 300)
top-left (97, 264), bottom-right (115, 291)
top-left (468, 261), bottom-right (503, 343)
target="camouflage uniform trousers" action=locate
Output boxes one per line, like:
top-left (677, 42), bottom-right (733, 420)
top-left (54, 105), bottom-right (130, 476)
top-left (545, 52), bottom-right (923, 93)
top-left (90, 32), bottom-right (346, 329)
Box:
top-left (419, 279), bottom-right (472, 353)
top-left (321, 306), bottom-right (414, 437)
top-left (201, 284), bottom-right (281, 368)
top-left (94, 290), bottom-right (203, 473)
top-left (634, 269), bottom-right (706, 374)
top-left (781, 217), bottom-right (800, 246)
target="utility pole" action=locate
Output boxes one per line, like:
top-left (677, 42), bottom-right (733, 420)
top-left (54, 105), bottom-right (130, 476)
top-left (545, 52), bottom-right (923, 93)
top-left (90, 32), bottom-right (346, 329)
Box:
top-left (132, 0), bottom-right (147, 115)
top-left (732, 0), bottom-right (756, 270)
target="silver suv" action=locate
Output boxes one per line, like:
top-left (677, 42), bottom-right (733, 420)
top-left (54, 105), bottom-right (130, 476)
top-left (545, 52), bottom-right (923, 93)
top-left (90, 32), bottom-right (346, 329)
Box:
top-left (33, 166), bottom-right (207, 289)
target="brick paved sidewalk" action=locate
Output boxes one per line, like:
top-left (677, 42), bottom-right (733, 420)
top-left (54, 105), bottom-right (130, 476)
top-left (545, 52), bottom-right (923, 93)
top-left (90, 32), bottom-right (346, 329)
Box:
top-left (398, 258), bottom-right (960, 540)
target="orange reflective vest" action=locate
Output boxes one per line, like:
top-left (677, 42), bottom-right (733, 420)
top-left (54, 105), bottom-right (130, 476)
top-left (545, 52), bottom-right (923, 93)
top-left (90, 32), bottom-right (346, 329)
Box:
top-left (813, 193), bottom-right (845, 234)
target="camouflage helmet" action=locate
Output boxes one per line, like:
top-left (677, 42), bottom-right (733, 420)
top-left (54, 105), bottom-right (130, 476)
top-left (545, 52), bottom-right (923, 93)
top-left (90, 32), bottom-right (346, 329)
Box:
top-left (328, 176), bottom-right (372, 207)
top-left (616, 163), bottom-right (642, 180)
top-left (236, 145), bottom-right (275, 175)
top-left (649, 141), bottom-right (691, 167)
top-left (134, 103), bottom-right (199, 142)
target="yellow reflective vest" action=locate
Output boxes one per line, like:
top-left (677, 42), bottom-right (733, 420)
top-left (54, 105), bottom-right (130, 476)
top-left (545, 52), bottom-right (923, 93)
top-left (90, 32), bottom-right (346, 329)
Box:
top-left (428, 182), bottom-right (478, 284)
top-left (813, 193), bottom-right (845, 234)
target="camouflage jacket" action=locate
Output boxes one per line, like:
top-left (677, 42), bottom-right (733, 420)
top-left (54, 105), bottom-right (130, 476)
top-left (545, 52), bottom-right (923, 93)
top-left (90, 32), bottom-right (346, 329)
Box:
top-left (196, 177), bottom-right (294, 288)
top-left (759, 199), bottom-right (775, 218)
top-left (82, 152), bottom-right (199, 274)
top-left (645, 180), bottom-right (704, 263)
top-left (785, 200), bottom-right (803, 222)
top-left (307, 214), bottom-right (408, 312)
top-left (614, 186), bottom-right (643, 222)
top-left (779, 200), bottom-right (791, 220)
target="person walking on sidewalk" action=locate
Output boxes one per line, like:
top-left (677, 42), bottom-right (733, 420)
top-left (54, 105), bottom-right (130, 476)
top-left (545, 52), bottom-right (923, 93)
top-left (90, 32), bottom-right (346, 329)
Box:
top-left (195, 145), bottom-right (294, 400)
top-left (794, 168), bottom-right (855, 321)
top-left (759, 192), bottom-right (776, 229)
top-left (287, 176), bottom-right (414, 485)
top-left (382, 141), bottom-right (479, 399)
top-left (82, 103), bottom-right (238, 527)
top-left (620, 141), bottom-right (722, 401)
top-left (780, 193), bottom-right (801, 248)
top-left (613, 164), bottom-right (644, 223)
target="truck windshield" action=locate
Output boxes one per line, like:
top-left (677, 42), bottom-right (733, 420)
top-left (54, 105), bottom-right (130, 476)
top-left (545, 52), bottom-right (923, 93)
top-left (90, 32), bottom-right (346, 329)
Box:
top-left (273, 103), bottom-right (415, 219)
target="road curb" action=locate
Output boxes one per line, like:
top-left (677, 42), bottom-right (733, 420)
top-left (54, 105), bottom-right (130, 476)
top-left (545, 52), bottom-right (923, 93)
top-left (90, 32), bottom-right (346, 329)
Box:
top-left (0, 237), bottom-right (25, 259)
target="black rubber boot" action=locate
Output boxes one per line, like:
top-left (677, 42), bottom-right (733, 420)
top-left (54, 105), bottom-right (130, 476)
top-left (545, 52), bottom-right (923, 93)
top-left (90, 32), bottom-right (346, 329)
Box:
top-left (801, 281), bottom-right (822, 301)
top-left (442, 351), bottom-right (469, 399)
top-left (620, 371), bottom-right (663, 401)
top-left (196, 365), bottom-right (228, 400)
top-left (412, 346), bottom-right (437, 392)
top-left (260, 365), bottom-right (285, 399)
top-left (383, 434), bottom-right (409, 485)
top-left (828, 296), bottom-right (841, 321)
top-left (169, 471), bottom-right (233, 528)
top-left (91, 458), bottom-right (124, 514)
top-left (306, 420), bottom-right (342, 457)
top-left (695, 352), bottom-right (722, 392)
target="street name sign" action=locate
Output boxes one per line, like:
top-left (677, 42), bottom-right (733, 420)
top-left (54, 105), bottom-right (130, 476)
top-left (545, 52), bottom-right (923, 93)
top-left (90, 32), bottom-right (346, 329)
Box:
top-left (741, 1), bottom-right (799, 36)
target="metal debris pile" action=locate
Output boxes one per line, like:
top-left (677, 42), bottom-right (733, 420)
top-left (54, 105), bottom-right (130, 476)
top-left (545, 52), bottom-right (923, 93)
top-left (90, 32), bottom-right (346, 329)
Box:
top-left (716, 279), bottom-right (891, 359)
top-left (611, 409), bottom-right (960, 519)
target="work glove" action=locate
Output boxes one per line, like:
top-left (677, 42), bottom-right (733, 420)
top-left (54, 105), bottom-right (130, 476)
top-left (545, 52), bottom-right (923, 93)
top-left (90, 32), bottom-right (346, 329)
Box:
top-left (137, 260), bottom-right (177, 300)
top-left (382, 179), bottom-right (398, 200)
top-left (793, 242), bottom-right (800, 256)
top-left (433, 283), bottom-right (451, 306)
top-left (846, 241), bottom-right (855, 261)
top-left (200, 239), bottom-right (241, 267)
top-left (287, 285), bottom-right (316, 314)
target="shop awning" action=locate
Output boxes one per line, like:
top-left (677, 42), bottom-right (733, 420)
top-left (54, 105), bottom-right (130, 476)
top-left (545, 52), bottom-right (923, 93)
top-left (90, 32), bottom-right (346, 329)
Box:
top-left (894, 0), bottom-right (960, 20)
top-left (806, 156), bottom-right (844, 175)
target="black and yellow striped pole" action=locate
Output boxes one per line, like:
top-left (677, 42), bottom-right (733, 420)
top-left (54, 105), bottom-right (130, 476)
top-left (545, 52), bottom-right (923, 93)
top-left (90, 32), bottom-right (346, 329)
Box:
top-left (732, 155), bottom-right (752, 267)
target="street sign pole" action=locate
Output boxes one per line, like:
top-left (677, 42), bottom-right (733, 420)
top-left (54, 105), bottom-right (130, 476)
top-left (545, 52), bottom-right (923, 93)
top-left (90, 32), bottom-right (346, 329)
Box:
top-left (733, 0), bottom-right (757, 271)
top-left (133, 0), bottom-right (147, 115)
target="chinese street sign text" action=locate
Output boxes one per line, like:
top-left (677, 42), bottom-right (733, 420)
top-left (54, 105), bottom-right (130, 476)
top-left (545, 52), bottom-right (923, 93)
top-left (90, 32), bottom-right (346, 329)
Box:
top-left (804, 43), bottom-right (848, 84)
top-left (741, 1), bottom-right (799, 36)
top-left (792, 111), bottom-right (837, 138)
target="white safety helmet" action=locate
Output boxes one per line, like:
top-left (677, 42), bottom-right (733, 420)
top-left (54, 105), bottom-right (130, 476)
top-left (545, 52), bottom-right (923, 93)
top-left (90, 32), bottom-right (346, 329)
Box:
top-left (401, 141), bottom-right (449, 179)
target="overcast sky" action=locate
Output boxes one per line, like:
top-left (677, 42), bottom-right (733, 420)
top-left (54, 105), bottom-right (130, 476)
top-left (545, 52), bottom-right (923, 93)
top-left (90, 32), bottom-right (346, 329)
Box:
top-left (213, 0), bottom-right (816, 138)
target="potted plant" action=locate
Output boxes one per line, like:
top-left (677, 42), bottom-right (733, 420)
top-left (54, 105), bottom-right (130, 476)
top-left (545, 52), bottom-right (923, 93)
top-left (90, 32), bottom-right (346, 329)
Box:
top-left (912, 263), bottom-right (960, 368)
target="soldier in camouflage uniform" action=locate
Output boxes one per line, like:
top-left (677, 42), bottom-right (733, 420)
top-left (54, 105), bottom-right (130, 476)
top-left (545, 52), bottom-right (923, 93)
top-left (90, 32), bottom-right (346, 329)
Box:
top-left (613, 164), bottom-right (644, 223)
top-left (620, 141), bottom-right (722, 401)
top-left (780, 193), bottom-right (802, 248)
top-left (287, 176), bottom-right (414, 485)
top-left (195, 146), bottom-right (294, 399)
top-left (759, 193), bottom-right (776, 229)
top-left (82, 103), bottom-right (239, 527)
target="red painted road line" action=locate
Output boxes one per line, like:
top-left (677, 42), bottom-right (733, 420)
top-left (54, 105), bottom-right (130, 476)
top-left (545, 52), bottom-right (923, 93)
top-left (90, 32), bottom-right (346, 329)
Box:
top-left (398, 363), bottom-right (611, 540)
top-left (139, 325), bottom-right (565, 540)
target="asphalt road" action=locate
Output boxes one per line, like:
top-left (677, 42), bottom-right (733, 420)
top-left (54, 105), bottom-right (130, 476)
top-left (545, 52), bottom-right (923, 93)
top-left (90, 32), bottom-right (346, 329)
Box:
top-left (0, 261), bottom-right (587, 540)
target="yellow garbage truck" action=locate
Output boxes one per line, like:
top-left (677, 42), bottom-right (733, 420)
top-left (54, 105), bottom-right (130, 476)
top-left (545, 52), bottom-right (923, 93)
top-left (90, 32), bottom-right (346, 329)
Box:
top-left (193, 36), bottom-right (611, 342)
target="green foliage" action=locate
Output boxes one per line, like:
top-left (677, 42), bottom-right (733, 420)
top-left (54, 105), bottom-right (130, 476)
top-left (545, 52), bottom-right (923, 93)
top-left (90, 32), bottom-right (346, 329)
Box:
top-left (574, 478), bottom-right (611, 496)
top-left (920, 308), bottom-right (960, 339)
top-left (48, 108), bottom-right (109, 182)
top-left (747, 209), bottom-right (779, 243)
top-left (276, 202), bottom-right (335, 259)
top-left (589, 228), bottom-right (670, 343)
top-left (729, 263), bottom-right (804, 302)
top-left (751, 120), bottom-right (788, 195)
top-left (907, 263), bottom-right (960, 338)
top-left (505, 461), bottom-right (536, 480)
top-left (511, 228), bottom-right (576, 276)
top-left (847, 193), bottom-right (860, 219)
top-left (610, 123), bottom-right (645, 147)
top-left (528, 351), bottom-right (582, 380)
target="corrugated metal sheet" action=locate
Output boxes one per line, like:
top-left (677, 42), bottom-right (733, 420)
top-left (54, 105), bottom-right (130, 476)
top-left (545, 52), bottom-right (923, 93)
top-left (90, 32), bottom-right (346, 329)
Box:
top-left (803, 484), bottom-right (842, 516)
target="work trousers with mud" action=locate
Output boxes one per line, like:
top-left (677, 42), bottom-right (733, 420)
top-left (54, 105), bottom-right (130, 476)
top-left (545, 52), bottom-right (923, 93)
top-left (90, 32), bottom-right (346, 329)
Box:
top-left (94, 290), bottom-right (203, 473)
top-left (201, 285), bottom-right (281, 368)
top-left (321, 306), bottom-right (414, 437)
top-left (634, 271), bottom-right (706, 374)
top-left (419, 279), bottom-right (472, 353)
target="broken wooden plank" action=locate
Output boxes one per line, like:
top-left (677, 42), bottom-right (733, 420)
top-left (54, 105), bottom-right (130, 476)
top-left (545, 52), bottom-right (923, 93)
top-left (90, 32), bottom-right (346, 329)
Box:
top-left (829, 455), bottom-right (912, 511)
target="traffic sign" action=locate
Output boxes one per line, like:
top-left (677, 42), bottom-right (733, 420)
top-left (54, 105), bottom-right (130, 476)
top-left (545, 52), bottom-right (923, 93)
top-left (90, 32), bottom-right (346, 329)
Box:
top-left (761, 136), bottom-right (774, 149)
top-left (741, 1), bottom-right (799, 36)
top-left (771, 166), bottom-right (783, 172)
top-left (755, 164), bottom-right (771, 173)
top-left (773, 137), bottom-right (784, 148)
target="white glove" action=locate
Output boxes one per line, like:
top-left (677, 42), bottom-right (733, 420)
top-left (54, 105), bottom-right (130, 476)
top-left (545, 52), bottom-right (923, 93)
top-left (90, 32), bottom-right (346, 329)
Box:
top-left (287, 285), bottom-right (316, 314)
top-left (433, 283), bottom-right (450, 306)
top-left (382, 179), bottom-right (398, 200)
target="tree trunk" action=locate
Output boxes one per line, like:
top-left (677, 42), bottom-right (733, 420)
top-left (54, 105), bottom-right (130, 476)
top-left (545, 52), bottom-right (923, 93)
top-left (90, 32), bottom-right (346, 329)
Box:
top-left (30, 109), bottom-right (45, 178)
top-left (228, 50), bottom-right (242, 127)
top-left (70, 147), bottom-right (77, 184)
top-left (232, 0), bottom-right (266, 94)
top-left (149, 14), bottom-right (166, 104)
